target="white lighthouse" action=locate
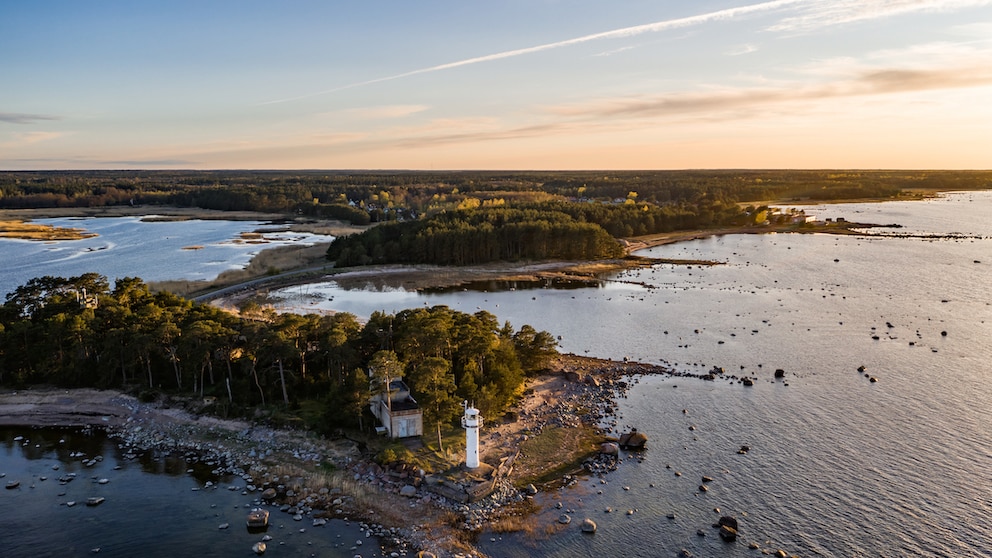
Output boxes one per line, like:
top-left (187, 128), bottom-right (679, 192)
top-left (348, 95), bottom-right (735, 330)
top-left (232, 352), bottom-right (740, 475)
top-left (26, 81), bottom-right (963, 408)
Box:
top-left (461, 401), bottom-right (482, 469)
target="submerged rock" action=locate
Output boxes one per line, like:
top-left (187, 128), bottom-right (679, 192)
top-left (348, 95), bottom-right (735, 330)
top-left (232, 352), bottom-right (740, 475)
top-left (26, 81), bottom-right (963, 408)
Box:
top-left (718, 516), bottom-right (739, 530)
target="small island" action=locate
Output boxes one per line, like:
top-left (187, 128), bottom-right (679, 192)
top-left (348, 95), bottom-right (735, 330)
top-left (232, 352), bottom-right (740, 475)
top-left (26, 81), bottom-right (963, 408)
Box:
top-left (0, 219), bottom-right (97, 241)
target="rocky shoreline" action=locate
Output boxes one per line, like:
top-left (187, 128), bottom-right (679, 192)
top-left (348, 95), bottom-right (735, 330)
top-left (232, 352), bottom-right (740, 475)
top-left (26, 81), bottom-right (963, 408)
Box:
top-left (0, 354), bottom-right (771, 558)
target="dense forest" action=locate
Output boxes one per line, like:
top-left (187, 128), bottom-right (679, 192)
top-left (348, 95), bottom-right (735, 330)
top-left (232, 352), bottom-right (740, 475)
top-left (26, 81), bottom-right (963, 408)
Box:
top-left (325, 199), bottom-right (745, 266)
top-left (3, 170), bottom-right (990, 221)
top-left (0, 274), bottom-right (557, 434)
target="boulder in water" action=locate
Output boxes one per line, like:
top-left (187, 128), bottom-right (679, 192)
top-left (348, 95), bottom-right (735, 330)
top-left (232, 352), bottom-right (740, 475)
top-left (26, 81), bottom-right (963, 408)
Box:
top-left (719, 525), bottom-right (738, 542)
top-left (618, 429), bottom-right (648, 449)
top-left (580, 518), bottom-right (597, 533)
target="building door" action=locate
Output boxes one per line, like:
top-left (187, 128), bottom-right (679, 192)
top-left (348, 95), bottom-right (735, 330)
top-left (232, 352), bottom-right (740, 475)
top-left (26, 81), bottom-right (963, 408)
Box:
top-left (397, 418), bottom-right (408, 438)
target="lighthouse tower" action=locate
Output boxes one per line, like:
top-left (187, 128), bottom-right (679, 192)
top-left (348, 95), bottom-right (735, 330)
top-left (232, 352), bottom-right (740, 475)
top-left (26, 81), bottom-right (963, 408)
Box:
top-left (461, 401), bottom-right (483, 469)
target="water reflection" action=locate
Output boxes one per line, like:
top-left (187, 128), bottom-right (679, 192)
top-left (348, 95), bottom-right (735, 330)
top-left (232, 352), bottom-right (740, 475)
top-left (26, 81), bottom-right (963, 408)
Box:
top-left (1, 426), bottom-right (386, 558)
top-left (422, 276), bottom-right (603, 294)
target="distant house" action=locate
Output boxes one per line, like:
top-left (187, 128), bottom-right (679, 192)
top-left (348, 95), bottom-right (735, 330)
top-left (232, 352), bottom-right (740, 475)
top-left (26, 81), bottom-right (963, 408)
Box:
top-left (370, 379), bottom-right (423, 438)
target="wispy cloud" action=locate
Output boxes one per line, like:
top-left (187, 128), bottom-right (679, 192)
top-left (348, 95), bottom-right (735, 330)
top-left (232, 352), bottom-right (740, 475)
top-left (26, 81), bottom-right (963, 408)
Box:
top-left (769, 0), bottom-right (992, 32)
top-left (549, 63), bottom-right (992, 120)
top-left (344, 105), bottom-right (429, 120)
top-left (0, 112), bottom-right (61, 125)
top-left (0, 131), bottom-right (66, 148)
top-left (260, 0), bottom-right (990, 106)
top-left (594, 46), bottom-right (636, 57)
top-left (261, 0), bottom-right (805, 104)
top-left (727, 43), bottom-right (759, 56)
top-left (100, 158), bottom-right (198, 167)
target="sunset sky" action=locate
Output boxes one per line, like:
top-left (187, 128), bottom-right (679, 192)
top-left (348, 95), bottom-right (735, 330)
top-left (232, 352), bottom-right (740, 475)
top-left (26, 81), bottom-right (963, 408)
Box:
top-left (3, 0), bottom-right (991, 170)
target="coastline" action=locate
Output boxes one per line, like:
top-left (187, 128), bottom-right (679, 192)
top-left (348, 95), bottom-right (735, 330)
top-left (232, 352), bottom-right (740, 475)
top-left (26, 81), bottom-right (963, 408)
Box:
top-left (201, 219), bottom-right (883, 311)
top-left (4, 189), bottom-right (989, 557)
top-left (0, 354), bottom-right (695, 558)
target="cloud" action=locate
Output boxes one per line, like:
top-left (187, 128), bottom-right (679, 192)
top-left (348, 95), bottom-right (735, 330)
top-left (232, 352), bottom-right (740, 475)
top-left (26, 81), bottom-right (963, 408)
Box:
top-left (389, 121), bottom-right (563, 149)
top-left (727, 44), bottom-right (759, 56)
top-left (594, 46), bottom-right (636, 57)
top-left (768, 0), bottom-right (992, 32)
top-left (0, 156), bottom-right (198, 169)
top-left (259, 0), bottom-right (991, 105)
top-left (344, 105), bottom-right (429, 120)
top-left (0, 112), bottom-right (61, 125)
top-left (549, 64), bottom-right (992, 120)
top-left (0, 131), bottom-right (66, 148)
top-left (100, 159), bottom-right (199, 166)
top-left (261, 0), bottom-right (804, 104)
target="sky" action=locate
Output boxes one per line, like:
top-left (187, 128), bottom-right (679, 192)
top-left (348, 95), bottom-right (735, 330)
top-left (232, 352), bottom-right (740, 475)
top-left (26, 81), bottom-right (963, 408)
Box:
top-left (2, 0), bottom-right (991, 170)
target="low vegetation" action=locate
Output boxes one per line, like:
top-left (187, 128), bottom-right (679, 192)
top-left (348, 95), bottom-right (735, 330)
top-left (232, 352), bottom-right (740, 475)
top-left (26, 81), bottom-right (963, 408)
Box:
top-left (513, 424), bottom-right (604, 486)
top-left (0, 219), bottom-right (96, 240)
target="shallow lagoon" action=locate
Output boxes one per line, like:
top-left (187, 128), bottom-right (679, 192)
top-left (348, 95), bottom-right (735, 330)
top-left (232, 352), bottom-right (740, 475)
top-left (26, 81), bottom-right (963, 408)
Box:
top-left (0, 216), bottom-right (333, 297)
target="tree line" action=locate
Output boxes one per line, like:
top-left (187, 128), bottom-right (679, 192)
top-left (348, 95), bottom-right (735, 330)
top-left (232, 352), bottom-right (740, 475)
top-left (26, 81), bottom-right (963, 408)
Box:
top-left (0, 274), bottom-right (557, 435)
top-left (4, 170), bottom-right (989, 221)
top-left (326, 204), bottom-right (627, 267)
top-left (325, 199), bottom-right (749, 267)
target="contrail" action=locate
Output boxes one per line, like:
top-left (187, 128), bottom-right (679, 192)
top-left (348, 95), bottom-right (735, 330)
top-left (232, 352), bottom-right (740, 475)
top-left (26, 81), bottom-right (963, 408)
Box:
top-left (260, 0), bottom-right (804, 105)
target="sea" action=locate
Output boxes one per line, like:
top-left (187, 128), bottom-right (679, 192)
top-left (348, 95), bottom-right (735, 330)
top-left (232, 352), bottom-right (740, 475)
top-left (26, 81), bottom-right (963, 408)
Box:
top-left (0, 216), bottom-right (333, 297)
top-left (266, 191), bottom-right (992, 557)
top-left (2, 191), bottom-right (991, 557)
top-left (0, 426), bottom-right (386, 557)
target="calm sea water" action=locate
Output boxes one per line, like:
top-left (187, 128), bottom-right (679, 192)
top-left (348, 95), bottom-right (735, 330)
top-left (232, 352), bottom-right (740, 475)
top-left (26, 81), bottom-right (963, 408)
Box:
top-left (267, 191), bottom-right (992, 557)
top-left (3, 192), bottom-right (990, 557)
top-left (0, 216), bottom-right (333, 297)
top-left (0, 426), bottom-right (384, 558)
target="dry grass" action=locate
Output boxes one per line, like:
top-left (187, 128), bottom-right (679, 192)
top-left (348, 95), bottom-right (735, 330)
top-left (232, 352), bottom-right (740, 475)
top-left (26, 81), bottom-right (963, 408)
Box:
top-left (0, 219), bottom-right (96, 241)
top-left (512, 425), bottom-right (603, 486)
top-left (149, 242), bottom-right (334, 296)
top-left (487, 499), bottom-right (541, 534)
